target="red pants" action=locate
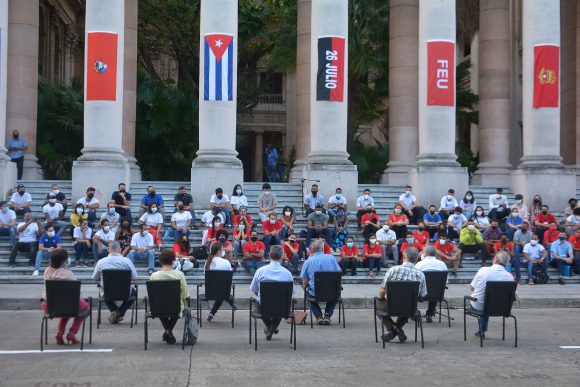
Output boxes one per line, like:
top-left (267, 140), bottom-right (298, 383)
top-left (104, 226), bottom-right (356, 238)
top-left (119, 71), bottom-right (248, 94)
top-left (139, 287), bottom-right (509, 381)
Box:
top-left (149, 229), bottom-right (162, 246)
top-left (42, 298), bottom-right (89, 335)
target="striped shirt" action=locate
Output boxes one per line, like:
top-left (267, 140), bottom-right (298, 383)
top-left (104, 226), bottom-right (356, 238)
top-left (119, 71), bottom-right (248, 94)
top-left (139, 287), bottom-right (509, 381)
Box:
top-left (380, 262), bottom-right (427, 298)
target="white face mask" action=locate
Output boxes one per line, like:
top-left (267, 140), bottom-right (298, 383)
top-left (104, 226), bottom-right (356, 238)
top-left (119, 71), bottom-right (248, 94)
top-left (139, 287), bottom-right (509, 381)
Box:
top-left (152, 207), bottom-right (158, 213)
top-left (221, 250), bottom-right (226, 257)
top-left (49, 198), bottom-right (56, 204)
top-left (67, 257), bottom-right (71, 266)
top-left (236, 188), bottom-right (242, 195)
top-left (47, 231), bottom-right (55, 238)
top-left (382, 225), bottom-right (389, 231)
top-left (214, 221), bottom-right (221, 227)
top-left (264, 190), bottom-right (270, 196)
top-left (363, 194), bottom-right (369, 200)
top-left (103, 226), bottom-right (110, 232)
top-left (440, 239), bottom-right (447, 245)
top-left (238, 224), bottom-right (245, 230)
top-left (369, 238), bottom-right (376, 244)
top-left (476, 210), bottom-right (483, 216)
top-left (468, 225), bottom-right (475, 230)
top-left (284, 211), bottom-right (291, 217)
top-left (76, 208), bottom-right (83, 215)
top-left (447, 195), bottom-right (453, 200)
top-left (52, 190), bottom-right (59, 195)
top-left (315, 211), bottom-right (322, 215)
top-left (530, 240), bottom-right (538, 246)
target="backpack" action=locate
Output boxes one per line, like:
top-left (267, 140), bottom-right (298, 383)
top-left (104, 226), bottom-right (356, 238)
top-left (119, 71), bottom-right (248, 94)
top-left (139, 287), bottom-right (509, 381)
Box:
top-left (191, 246), bottom-right (208, 261)
top-left (182, 308), bottom-right (199, 345)
top-left (533, 272), bottom-right (549, 285)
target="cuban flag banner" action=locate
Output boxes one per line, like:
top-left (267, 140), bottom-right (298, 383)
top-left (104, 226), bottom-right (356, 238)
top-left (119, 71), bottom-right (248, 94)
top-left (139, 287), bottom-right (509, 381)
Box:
top-left (204, 33), bottom-right (234, 101)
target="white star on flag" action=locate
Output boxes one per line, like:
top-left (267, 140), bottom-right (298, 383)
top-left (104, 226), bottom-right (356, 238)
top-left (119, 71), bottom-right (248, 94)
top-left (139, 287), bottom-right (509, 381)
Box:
top-left (215, 39), bottom-right (223, 48)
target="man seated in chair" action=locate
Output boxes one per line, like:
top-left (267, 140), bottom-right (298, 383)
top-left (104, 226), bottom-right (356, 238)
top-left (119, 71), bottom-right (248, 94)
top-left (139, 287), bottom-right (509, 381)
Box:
top-left (468, 251), bottom-right (514, 339)
top-left (92, 241), bottom-right (138, 324)
top-left (415, 245), bottom-right (448, 323)
top-left (250, 245), bottom-right (294, 341)
top-left (378, 247), bottom-right (426, 343)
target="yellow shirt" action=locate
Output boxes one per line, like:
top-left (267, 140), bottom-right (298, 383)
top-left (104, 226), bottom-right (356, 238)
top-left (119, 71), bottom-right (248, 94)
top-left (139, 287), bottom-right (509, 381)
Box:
top-left (459, 227), bottom-right (483, 245)
top-left (70, 212), bottom-right (88, 227)
top-left (149, 269), bottom-right (189, 315)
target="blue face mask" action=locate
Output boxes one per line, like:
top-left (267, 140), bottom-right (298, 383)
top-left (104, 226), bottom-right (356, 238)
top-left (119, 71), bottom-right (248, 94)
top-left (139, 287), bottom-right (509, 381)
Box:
top-left (407, 237), bottom-right (414, 244)
top-left (346, 242), bottom-right (354, 248)
top-left (465, 195), bottom-right (472, 201)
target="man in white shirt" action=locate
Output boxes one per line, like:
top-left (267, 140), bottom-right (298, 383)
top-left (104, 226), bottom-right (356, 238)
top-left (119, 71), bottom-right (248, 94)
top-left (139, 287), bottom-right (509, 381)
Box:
top-left (522, 234), bottom-right (548, 285)
top-left (356, 188), bottom-right (375, 229)
top-left (42, 193), bottom-right (66, 236)
top-left (375, 225), bottom-right (399, 265)
top-left (9, 213), bottom-right (41, 267)
top-left (73, 219), bottom-right (93, 266)
top-left (77, 187), bottom-right (100, 225)
top-left (0, 201), bottom-right (17, 246)
top-left (127, 224), bottom-right (156, 274)
top-left (92, 219), bottom-right (116, 261)
top-left (398, 185), bottom-right (419, 224)
top-left (488, 187), bottom-right (509, 222)
top-left (439, 189), bottom-right (458, 222)
top-left (100, 201), bottom-right (120, 234)
top-left (210, 187), bottom-right (231, 226)
top-left (447, 207), bottom-right (468, 240)
top-left (468, 251), bottom-right (514, 338)
top-left (327, 187), bottom-right (348, 221)
top-left (92, 241), bottom-right (138, 324)
top-left (10, 184), bottom-right (32, 218)
top-left (416, 245), bottom-right (449, 322)
top-left (171, 201), bottom-right (193, 239)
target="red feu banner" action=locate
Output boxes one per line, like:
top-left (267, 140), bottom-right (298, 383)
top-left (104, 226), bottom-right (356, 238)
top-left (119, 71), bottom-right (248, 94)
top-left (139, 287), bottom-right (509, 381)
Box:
top-left (427, 40), bottom-right (455, 106)
top-left (533, 44), bottom-right (559, 108)
top-left (86, 32), bottom-right (118, 101)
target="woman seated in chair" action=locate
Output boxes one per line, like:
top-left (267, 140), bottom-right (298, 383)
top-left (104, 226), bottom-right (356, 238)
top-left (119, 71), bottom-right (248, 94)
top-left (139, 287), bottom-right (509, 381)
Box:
top-left (205, 243), bottom-right (237, 322)
top-left (150, 250), bottom-right (189, 345)
top-left (41, 248), bottom-right (89, 345)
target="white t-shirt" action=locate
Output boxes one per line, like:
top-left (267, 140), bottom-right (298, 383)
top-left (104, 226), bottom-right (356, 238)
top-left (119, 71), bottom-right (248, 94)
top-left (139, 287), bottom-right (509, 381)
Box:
top-left (210, 194), bottom-right (230, 206)
top-left (131, 232), bottom-right (154, 249)
top-left (17, 222), bottom-right (38, 243)
top-left (328, 194), bottom-right (348, 207)
top-left (139, 213), bottom-right (164, 227)
top-left (469, 264), bottom-right (514, 310)
top-left (207, 256), bottom-right (233, 271)
top-left (42, 203), bottom-right (64, 220)
top-left (10, 192), bottom-right (32, 207)
top-left (94, 229), bottom-right (115, 249)
top-left (100, 211), bottom-right (120, 225)
top-left (398, 193), bottom-right (416, 208)
top-left (440, 196), bottom-right (458, 211)
top-left (201, 211), bottom-right (225, 227)
top-left (448, 214), bottom-right (468, 230)
top-left (77, 196), bottom-right (99, 207)
top-left (375, 228), bottom-right (397, 242)
top-left (416, 256), bottom-right (448, 272)
top-left (171, 211), bottom-right (192, 228)
top-left (73, 227), bottom-right (92, 240)
top-left (522, 243), bottom-right (546, 260)
top-left (0, 209), bottom-right (16, 225)
top-left (489, 194), bottom-right (508, 210)
top-left (473, 216), bottom-right (490, 228)
top-left (356, 195), bottom-right (374, 208)
top-left (231, 195), bottom-right (248, 208)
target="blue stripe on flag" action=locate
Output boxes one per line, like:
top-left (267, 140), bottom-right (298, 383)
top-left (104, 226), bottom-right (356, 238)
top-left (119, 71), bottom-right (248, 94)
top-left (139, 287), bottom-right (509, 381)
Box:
top-left (228, 40), bottom-right (233, 101)
top-left (204, 40), bottom-right (209, 100)
top-left (215, 54), bottom-right (222, 101)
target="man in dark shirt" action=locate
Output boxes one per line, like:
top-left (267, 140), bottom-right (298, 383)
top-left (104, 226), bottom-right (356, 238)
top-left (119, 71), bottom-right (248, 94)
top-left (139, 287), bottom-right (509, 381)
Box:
top-left (173, 186), bottom-right (196, 227)
top-left (111, 183), bottom-right (132, 223)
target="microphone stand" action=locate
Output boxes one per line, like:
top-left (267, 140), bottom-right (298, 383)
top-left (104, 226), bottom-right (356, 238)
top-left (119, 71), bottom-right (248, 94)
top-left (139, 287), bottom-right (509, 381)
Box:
top-left (290, 177), bottom-right (320, 217)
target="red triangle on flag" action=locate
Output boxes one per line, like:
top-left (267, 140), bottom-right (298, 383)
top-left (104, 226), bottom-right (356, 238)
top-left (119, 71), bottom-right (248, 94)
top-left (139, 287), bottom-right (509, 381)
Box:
top-left (205, 34), bottom-right (233, 61)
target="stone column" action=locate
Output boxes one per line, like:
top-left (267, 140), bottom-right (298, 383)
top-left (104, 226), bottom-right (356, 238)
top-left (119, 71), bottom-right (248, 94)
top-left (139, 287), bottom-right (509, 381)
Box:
top-left (577, 1), bottom-right (580, 185)
top-left (511, 0), bottom-right (575, 205)
top-left (6, 0), bottom-right (42, 179)
top-left (254, 130), bottom-right (263, 181)
top-left (409, 0), bottom-right (467, 207)
top-left (0, 0), bottom-right (17, 198)
top-left (191, 0), bottom-right (243, 206)
top-left (305, 0), bottom-right (357, 205)
top-left (122, 0), bottom-right (141, 182)
top-left (472, 0), bottom-right (512, 186)
top-left (290, 0), bottom-right (311, 179)
top-left (71, 0), bottom-right (130, 204)
top-left (381, 0), bottom-right (419, 185)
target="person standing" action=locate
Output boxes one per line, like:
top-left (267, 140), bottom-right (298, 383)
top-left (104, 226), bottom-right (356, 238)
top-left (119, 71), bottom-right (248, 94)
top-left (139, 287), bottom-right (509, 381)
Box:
top-left (6, 130), bottom-right (27, 179)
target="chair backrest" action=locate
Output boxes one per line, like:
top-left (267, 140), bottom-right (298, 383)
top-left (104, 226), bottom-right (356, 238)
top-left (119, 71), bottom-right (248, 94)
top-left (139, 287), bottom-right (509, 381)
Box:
top-left (45, 280), bottom-right (81, 318)
top-left (422, 271), bottom-right (448, 301)
top-left (386, 281), bottom-right (419, 318)
top-left (102, 269), bottom-right (132, 301)
top-left (483, 281), bottom-right (517, 317)
top-left (259, 281), bottom-right (293, 319)
top-left (204, 270), bottom-right (234, 301)
top-left (146, 280), bottom-right (181, 318)
top-left (313, 271), bottom-right (342, 302)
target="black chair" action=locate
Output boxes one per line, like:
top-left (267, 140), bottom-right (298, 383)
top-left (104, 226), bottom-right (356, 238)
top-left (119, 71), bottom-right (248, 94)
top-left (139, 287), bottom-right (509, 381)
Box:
top-left (373, 281), bottom-right (424, 349)
top-left (302, 271), bottom-right (345, 328)
top-left (196, 270), bottom-right (235, 328)
top-left (97, 269), bottom-right (138, 329)
top-left (144, 280), bottom-right (189, 350)
top-left (419, 271), bottom-right (453, 327)
top-left (40, 280), bottom-right (93, 351)
top-left (464, 281), bottom-right (518, 347)
top-left (249, 281), bottom-right (296, 351)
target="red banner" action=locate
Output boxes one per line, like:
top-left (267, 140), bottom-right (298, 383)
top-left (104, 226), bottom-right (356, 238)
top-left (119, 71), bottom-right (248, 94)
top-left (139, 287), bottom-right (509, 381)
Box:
top-left (86, 32), bottom-right (118, 101)
top-left (317, 36), bottom-right (345, 102)
top-left (533, 45), bottom-right (559, 108)
top-left (427, 40), bottom-right (455, 106)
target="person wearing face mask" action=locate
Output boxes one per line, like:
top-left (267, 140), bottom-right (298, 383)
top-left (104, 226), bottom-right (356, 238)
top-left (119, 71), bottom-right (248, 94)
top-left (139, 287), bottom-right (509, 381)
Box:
top-left (41, 193), bottom-right (66, 237)
top-left (171, 200), bottom-right (193, 240)
top-left (9, 184), bottom-right (32, 218)
top-left (459, 219), bottom-right (488, 266)
top-left (233, 206), bottom-right (252, 227)
top-left (282, 232), bottom-right (301, 274)
top-left (210, 187), bottom-right (231, 227)
top-left (472, 206), bottom-right (490, 230)
top-left (512, 223), bottom-right (533, 282)
top-left (70, 204), bottom-right (88, 235)
top-left (564, 197), bottom-right (578, 218)
top-left (522, 235), bottom-right (548, 285)
top-left (233, 217), bottom-right (251, 258)
top-left (230, 184), bottom-right (248, 217)
top-left (505, 206), bottom-right (525, 239)
top-left (257, 183), bottom-right (278, 222)
top-left (510, 194), bottom-right (528, 221)
top-left (340, 236), bottom-right (359, 275)
top-left (542, 223), bottom-right (560, 247)
top-left (488, 187), bottom-right (508, 215)
top-left (128, 224), bottom-right (156, 275)
top-left (529, 194), bottom-right (543, 219)
top-left (332, 207), bottom-right (350, 252)
top-left (413, 222), bottom-right (430, 249)
top-left (303, 184), bottom-right (325, 216)
top-left (6, 129), bottom-right (27, 179)
top-left (138, 203), bottom-right (164, 249)
top-left (111, 183), bottom-right (132, 223)
top-left (92, 219), bottom-right (115, 262)
top-left (534, 204), bottom-right (557, 244)
top-left (139, 185), bottom-right (164, 218)
top-left (73, 219), bottom-right (93, 267)
top-left (568, 229), bottom-right (580, 269)
top-left (564, 207), bottom-right (580, 236)
top-left (262, 213), bottom-right (282, 259)
top-left (375, 224), bottom-right (398, 265)
top-left (306, 204), bottom-right (332, 249)
top-left (172, 232), bottom-right (198, 271)
top-left (361, 205), bottom-right (381, 242)
top-left (280, 206), bottom-right (295, 241)
top-left (493, 234), bottom-right (515, 278)
top-left (400, 231), bottom-right (423, 254)
top-left (363, 234), bottom-right (383, 278)
top-left (99, 201), bottom-right (120, 235)
top-left (242, 230), bottom-right (265, 275)
top-left (397, 185), bottom-right (419, 224)
top-left (0, 201), bottom-right (17, 246)
top-left (482, 220), bottom-right (503, 257)
top-left (434, 232), bottom-right (462, 278)
top-left (115, 220), bottom-right (133, 257)
top-left (204, 243), bottom-right (238, 322)
top-left (43, 183), bottom-right (68, 214)
top-left (438, 189), bottom-right (458, 222)
top-left (173, 186), bottom-right (195, 227)
top-left (549, 231), bottom-right (578, 285)
top-left (32, 225), bottom-right (62, 276)
top-left (328, 187), bottom-right (349, 221)
top-left (446, 207), bottom-right (468, 240)
top-left (460, 191), bottom-right (477, 220)
top-left (356, 189), bottom-right (374, 229)
top-left (388, 205), bottom-right (409, 240)
top-left (76, 187), bottom-right (100, 225)
top-left (423, 204), bottom-right (443, 238)
top-left (210, 229), bottom-right (234, 264)
top-left (202, 216), bottom-right (224, 246)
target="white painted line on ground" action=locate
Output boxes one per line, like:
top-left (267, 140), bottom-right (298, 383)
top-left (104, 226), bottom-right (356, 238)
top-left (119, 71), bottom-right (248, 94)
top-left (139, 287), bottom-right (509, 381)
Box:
top-left (559, 346), bottom-right (580, 349)
top-left (0, 349), bottom-right (113, 354)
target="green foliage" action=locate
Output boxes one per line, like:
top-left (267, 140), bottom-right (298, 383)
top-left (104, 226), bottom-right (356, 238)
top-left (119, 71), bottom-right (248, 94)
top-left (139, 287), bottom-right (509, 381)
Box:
top-left (457, 143), bottom-right (479, 176)
top-left (36, 80), bottom-right (83, 179)
top-left (349, 137), bottom-right (389, 184)
top-left (284, 145), bottom-right (296, 182)
top-left (456, 60), bottom-right (479, 128)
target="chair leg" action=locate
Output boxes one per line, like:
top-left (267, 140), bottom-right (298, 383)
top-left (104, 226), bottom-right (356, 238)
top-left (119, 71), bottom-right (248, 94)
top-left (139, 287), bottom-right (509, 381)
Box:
top-left (231, 300), bottom-right (235, 329)
top-left (248, 303), bottom-right (252, 345)
top-left (144, 317), bottom-right (148, 350)
top-left (338, 301), bottom-right (341, 324)
top-left (97, 300), bottom-right (101, 329)
top-left (502, 316), bottom-right (506, 341)
top-left (45, 318), bottom-right (48, 345)
top-left (511, 315), bottom-right (518, 348)
top-left (40, 318), bottom-right (45, 351)
top-left (199, 300), bottom-right (203, 328)
top-left (290, 317), bottom-right (294, 344)
top-left (80, 318), bottom-right (86, 351)
top-left (477, 317), bottom-right (483, 348)
top-left (414, 316), bottom-right (418, 342)
top-left (89, 307), bottom-right (93, 344)
top-left (182, 317), bottom-right (187, 350)
top-left (418, 313), bottom-right (424, 349)
top-left (463, 309), bottom-right (467, 342)
top-left (342, 301), bottom-right (346, 329)
top-left (293, 317), bottom-right (297, 350)
top-left (381, 318), bottom-right (385, 349)
top-left (310, 308), bottom-right (313, 329)
top-left (130, 302), bottom-right (135, 329)
top-left (445, 300), bottom-right (451, 328)
top-left (254, 317), bottom-right (258, 351)
top-left (438, 301), bottom-right (442, 323)
top-left (374, 304), bottom-right (378, 343)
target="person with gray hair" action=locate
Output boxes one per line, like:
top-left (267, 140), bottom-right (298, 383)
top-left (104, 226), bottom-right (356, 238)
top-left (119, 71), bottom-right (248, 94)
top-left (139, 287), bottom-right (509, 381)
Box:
top-left (92, 240), bottom-right (138, 324)
top-left (300, 239), bottom-right (342, 325)
top-left (468, 250), bottom-right (515, 339)
top-left (378, 247), bottom-right (427, 343)
top-left (415, 244), bottom-right (449, 323)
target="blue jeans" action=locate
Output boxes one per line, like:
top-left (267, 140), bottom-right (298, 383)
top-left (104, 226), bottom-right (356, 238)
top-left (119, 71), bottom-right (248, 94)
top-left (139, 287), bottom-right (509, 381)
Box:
top-left (220, 209), bottom-right (231, 226)
top-left (262, 235), bottom-right (280, 259)
top-left (527, 259), bottom-right (548, 280)
top-left (92, 246), bottom-right (109, 262)
top-left (266, 164), bottom-right (277, 182)
top-left (87, 210), bottom-right (97, 223)
top-left (234, 240), bottom-right (246, 257)
top-left (105, 287), bottom-right (136, 317)
top-left (509, 255), bottom-right (521, 282)
top-left (306, 228), bottom-right (332, 248)
top-left (74, 243), bottom-right (90, 263)
top-left (368, 257), bottom-right (381, 272)
top-left (172, 228), bottom-right (190, 240)
top-left (479, 315), bottom-right (489, 333)
top-left (128, 250), bottom-right (155, 270)
top-left (35, 251), bottom-right (51, 270)
top-left (280, 225), bottom-right (289, 241)
top-left (243, 259), bottom-right (263, 275)
top-left (0, 226), bottom-right (16, 245)
top-left (282, 253), bottom-right (299, 274)
top-left (307, 290), bottom-right (336, 318)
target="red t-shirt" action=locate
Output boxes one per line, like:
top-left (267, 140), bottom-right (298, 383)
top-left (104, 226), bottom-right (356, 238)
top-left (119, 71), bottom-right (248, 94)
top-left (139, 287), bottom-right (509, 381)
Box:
top-left (535, 213), bottom-right (557, 225)
top-left (361, 213), bottom-right (380, 225)
top-left (363, 243), bottom-right (382, 261)
top-left (341, 245), bottom-right (359, 258)
top-left (262, 220), bottom-right (283, 233)
top-left (569, 235), bottom-right (580, 250)
top-left (172, 243), bottom-right (189, 256)
top-left (242, 241), bottom-right (265, 259)
top-left (282, 241), bottom-right (299, 260)
top-left (434, 240), bottom-right (455, 259)
top-left (310, 243), bottom-right (332, 255)
top-left (543, 229), bottom-right (560, 244)
top-left (233, 214), bottom-right (253, 226)
top-left (413, 230), bottom-right (430, 247)
top-left (493, 241), bottom-right (514, 252)
top-left (388, 214), bottom-right (408, 224)
top-left (234, 227), bottom-right (251, 239)
top-left (400, 241), bottom-right (423, 252)
top-left (207, 226), bottom-right (224, 239)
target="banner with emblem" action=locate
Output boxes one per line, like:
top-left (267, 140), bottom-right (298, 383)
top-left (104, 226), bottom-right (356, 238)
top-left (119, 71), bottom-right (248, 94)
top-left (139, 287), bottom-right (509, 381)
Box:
top-left (204, 33), bottom-right (234, 101)
top-left (86, 32), bottom-right (118, 101)
top-left (316, 36), bottom-right (345, 102)
top-left (533, 44), bottom-right (559, 108)
top-left (427, 40), bottom-right (455, 107)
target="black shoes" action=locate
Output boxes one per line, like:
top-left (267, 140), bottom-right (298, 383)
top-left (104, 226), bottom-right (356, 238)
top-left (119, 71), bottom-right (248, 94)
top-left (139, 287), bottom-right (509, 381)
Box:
top-left (426, 315), bottom-right (433, 323)
top-left (165, 330), bottom-right (176, 344)
top-left (397, 328), bottom-right (407, 343)
top-left (558, 278), bottom-right (565, 285)
top-left (381, 330), bottom-right (397, 342)
top-left (475, 331), bottom-right (486, 339)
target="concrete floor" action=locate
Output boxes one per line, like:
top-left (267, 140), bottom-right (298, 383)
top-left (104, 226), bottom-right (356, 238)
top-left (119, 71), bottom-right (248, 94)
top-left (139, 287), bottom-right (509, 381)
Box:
top-left (0, 308), bottom-right (579, 386)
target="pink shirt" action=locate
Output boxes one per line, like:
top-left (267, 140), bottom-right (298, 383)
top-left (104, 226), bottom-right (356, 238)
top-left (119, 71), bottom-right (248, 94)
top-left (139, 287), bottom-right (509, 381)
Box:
top-left (43, 267), bottom-right (78, 300)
